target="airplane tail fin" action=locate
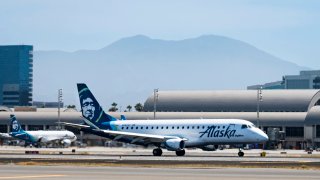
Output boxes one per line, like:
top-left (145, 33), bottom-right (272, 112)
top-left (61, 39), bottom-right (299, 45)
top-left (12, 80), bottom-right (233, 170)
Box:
top-left (77, 83), bottom-right (117, 129)
top-left (10, 114), bottom-right (24, 133)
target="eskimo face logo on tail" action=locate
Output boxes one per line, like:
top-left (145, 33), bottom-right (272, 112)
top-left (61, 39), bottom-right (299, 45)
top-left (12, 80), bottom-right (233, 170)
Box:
top-left (12, 120), bottom-right (20, 131)
top-left (81, 97), bottom-right (96, 120)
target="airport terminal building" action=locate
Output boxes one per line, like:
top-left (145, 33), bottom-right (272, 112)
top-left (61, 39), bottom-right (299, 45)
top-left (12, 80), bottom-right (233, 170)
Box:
top-left (0, 89), bottom-right (320, 149)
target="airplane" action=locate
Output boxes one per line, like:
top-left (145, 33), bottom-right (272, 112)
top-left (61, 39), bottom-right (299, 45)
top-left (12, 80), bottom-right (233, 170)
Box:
top-left (8, 114), bottom-right (77, 148)
top-left (61, 83), bottom-right (268, 157)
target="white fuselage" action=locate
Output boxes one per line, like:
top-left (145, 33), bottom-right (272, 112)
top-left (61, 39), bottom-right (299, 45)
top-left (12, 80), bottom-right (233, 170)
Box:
top-left (111, 119), bottom-right (268, 147)
top-left (26, 130), bottom-right (77, 143)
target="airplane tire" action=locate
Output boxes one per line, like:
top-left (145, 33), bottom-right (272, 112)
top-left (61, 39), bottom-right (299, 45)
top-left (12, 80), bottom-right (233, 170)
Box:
top-left (153, 148), bottom-right (163, 156)
top-left (176, 149), bottom-right (185, 156)
top-left (238, 151), bottom-right (244, 157)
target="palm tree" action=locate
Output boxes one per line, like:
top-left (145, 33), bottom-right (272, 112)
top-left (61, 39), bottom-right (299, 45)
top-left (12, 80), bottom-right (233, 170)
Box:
top-left (126, 105), bottom-right (132, 112)
top-left (134, 103), bottom-right (144, 112)
top-left (108, 102), bottom-right (118, 112)
top-left (67, 105), bottom-right (76, 109)
top-left (111, 102), bottom-right (117, 107)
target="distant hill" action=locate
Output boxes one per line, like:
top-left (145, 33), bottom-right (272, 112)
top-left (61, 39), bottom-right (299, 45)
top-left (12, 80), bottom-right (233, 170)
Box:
top-left (33, 35), bottom-right (309, 109)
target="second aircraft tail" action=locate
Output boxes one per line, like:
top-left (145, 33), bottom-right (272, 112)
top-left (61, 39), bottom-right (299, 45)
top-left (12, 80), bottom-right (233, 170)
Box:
top-left (10, 114), bottom-right (24, 133)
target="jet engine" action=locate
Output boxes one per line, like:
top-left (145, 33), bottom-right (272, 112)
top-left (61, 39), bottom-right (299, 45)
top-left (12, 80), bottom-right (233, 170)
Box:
top-left (61, 139), bottom-right (71, 147)
top-left (200, 145), bottom-right (219, 151)
top-left (164, 139), bottom-right (185, 151)
top-left (38, 137), bottom-right (49, 143)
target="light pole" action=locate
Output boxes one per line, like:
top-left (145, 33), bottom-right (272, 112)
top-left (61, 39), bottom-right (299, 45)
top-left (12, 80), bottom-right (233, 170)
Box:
top-left (58, 89), bottom-right (63, 130)
top-left (257, 87), bottom-right (263, 128)
top-left (153, 88), bottom-right (159, 120)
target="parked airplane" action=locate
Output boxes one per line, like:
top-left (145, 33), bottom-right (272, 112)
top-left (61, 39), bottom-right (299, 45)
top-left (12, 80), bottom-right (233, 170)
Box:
top-left (62, 83), bottom-right (268, 156)
top-left (8, 115), bottom-right (77, 147)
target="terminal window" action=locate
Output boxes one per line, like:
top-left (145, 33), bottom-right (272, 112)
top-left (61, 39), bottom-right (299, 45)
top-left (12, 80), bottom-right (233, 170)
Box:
top-left (28, 125), bottom-right (44, 131)
top-left (285, 127), bottom-right (304, 137)
top-left (317, 125), bottom-right (320, 138)
top-left (0, 125), bottom-right (7, 133)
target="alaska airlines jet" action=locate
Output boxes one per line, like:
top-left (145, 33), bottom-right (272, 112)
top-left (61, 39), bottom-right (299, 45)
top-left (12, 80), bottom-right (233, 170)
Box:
top-left (62, 84), bottom-right (268, 157)
top-left (9, 115), bottom-right (77, 147)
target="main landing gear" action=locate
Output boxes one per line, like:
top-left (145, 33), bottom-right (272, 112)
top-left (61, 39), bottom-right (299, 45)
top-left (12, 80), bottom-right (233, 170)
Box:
top-left (152, 148), bottom-right (186, 156)
top-left (153, 148), bottom-right (163, 156)
top-left (175, 149), bottom-right (185, 156)
top-left (238, 148), bottom-right (244, 157)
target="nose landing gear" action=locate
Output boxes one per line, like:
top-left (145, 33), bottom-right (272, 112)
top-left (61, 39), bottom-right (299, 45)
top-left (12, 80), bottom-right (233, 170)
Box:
top-left (238, 148), bottom-right (244, 157)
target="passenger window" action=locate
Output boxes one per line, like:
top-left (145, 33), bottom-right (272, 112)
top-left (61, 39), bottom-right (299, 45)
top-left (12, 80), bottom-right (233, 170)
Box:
top-left (151, 127), bottom-right (154, 129)
top-left (223, 126), bottom-right (225, 129)
top-left (217, 126), bottom-right (220, 129)
top-left (187, 126), bottom-right (189, 129)
top-left (192, 126), bottom-right (195, 129)
top-left (136, 127), bottom-right (138, 129)
top-left (161, 127), bottom-right (164, 129)
top-left (182, 126), bottom-right (184, 129)
top-left (172, 126), bottom-right (174, 129)
top-left (156, 127), bottom-right (159, 129)
top-left (126, 127), bottom-right (129, 129)
top-left (177, 127), bottom-right (179, 129)
top-left (131, 127), bottom-right (133, 129)
top-left (141, 127), bottom-right (143, 129)
top-left (146, 127), bottom-right (148, 129)
top-left (197, 126), bottom-right (200, 129)
top-left (166, 126), bottom-right (168, 129)
top-left (202, 126), bottom-right (205, 129)
top-left (241, 124), bottom-right (248, 129)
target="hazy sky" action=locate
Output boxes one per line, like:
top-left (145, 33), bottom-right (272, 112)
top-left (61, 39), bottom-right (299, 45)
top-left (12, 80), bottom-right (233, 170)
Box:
top-left (1, 0), bottom-right (320, 68)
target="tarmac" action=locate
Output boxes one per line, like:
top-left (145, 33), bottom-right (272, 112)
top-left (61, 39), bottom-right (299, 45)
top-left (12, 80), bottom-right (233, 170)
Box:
top-left (0, 146), bottom-right (320, 169)
top-left (0, 165), bottom-right (320, 180)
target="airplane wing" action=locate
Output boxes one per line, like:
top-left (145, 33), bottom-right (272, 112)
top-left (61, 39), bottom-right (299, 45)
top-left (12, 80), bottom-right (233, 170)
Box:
top-left (95, 129), bottom-right (183, 144)
top-left (61, 122), bottom-right (186, 144)
top-left (0, 133), bottom-right (12, 139)
top-left (59, 122), bottom-right (91, 129)
top-left (40, 136), bottom-right (61, 142)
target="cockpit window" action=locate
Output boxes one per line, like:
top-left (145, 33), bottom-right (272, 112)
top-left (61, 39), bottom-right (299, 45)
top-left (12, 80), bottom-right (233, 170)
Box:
top-left (248, 125), bottom-right (252, 128)
top-left (241, 124), bottom-right (248, 129)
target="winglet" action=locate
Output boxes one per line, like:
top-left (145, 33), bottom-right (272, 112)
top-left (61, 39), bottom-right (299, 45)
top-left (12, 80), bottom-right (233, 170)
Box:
top-left (120, 115), bottom-right (126, 120)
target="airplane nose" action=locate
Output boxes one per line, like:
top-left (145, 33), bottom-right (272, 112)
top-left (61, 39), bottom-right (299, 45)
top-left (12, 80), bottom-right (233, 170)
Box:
top-left (261, 133), bottom-right (269, 141)
top-left (258, 131), bottom-right (269, 142)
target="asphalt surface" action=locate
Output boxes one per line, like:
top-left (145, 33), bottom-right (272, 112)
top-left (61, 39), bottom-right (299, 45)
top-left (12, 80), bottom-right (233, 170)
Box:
top-left (0, 165), bottom-right (319, 180)
top-left (1, 147), bottom-right (320, 169)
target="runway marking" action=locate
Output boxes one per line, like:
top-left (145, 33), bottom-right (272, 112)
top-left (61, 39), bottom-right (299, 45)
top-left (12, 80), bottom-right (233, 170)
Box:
top-left (0, 174), bottom-right (66, 179)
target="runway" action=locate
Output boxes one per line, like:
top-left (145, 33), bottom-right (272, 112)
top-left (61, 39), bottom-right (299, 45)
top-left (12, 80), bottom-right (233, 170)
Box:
top-left (1, 147), bottom-right (320, 169)
top-left (0, 147), bottom-right (320, 179)
top-left (0, 165), bottom-right (319, 180)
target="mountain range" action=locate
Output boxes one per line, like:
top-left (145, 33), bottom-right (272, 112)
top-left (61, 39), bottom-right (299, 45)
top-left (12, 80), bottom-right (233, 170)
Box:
top-left (33, 35), bottom-right (308, 109)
